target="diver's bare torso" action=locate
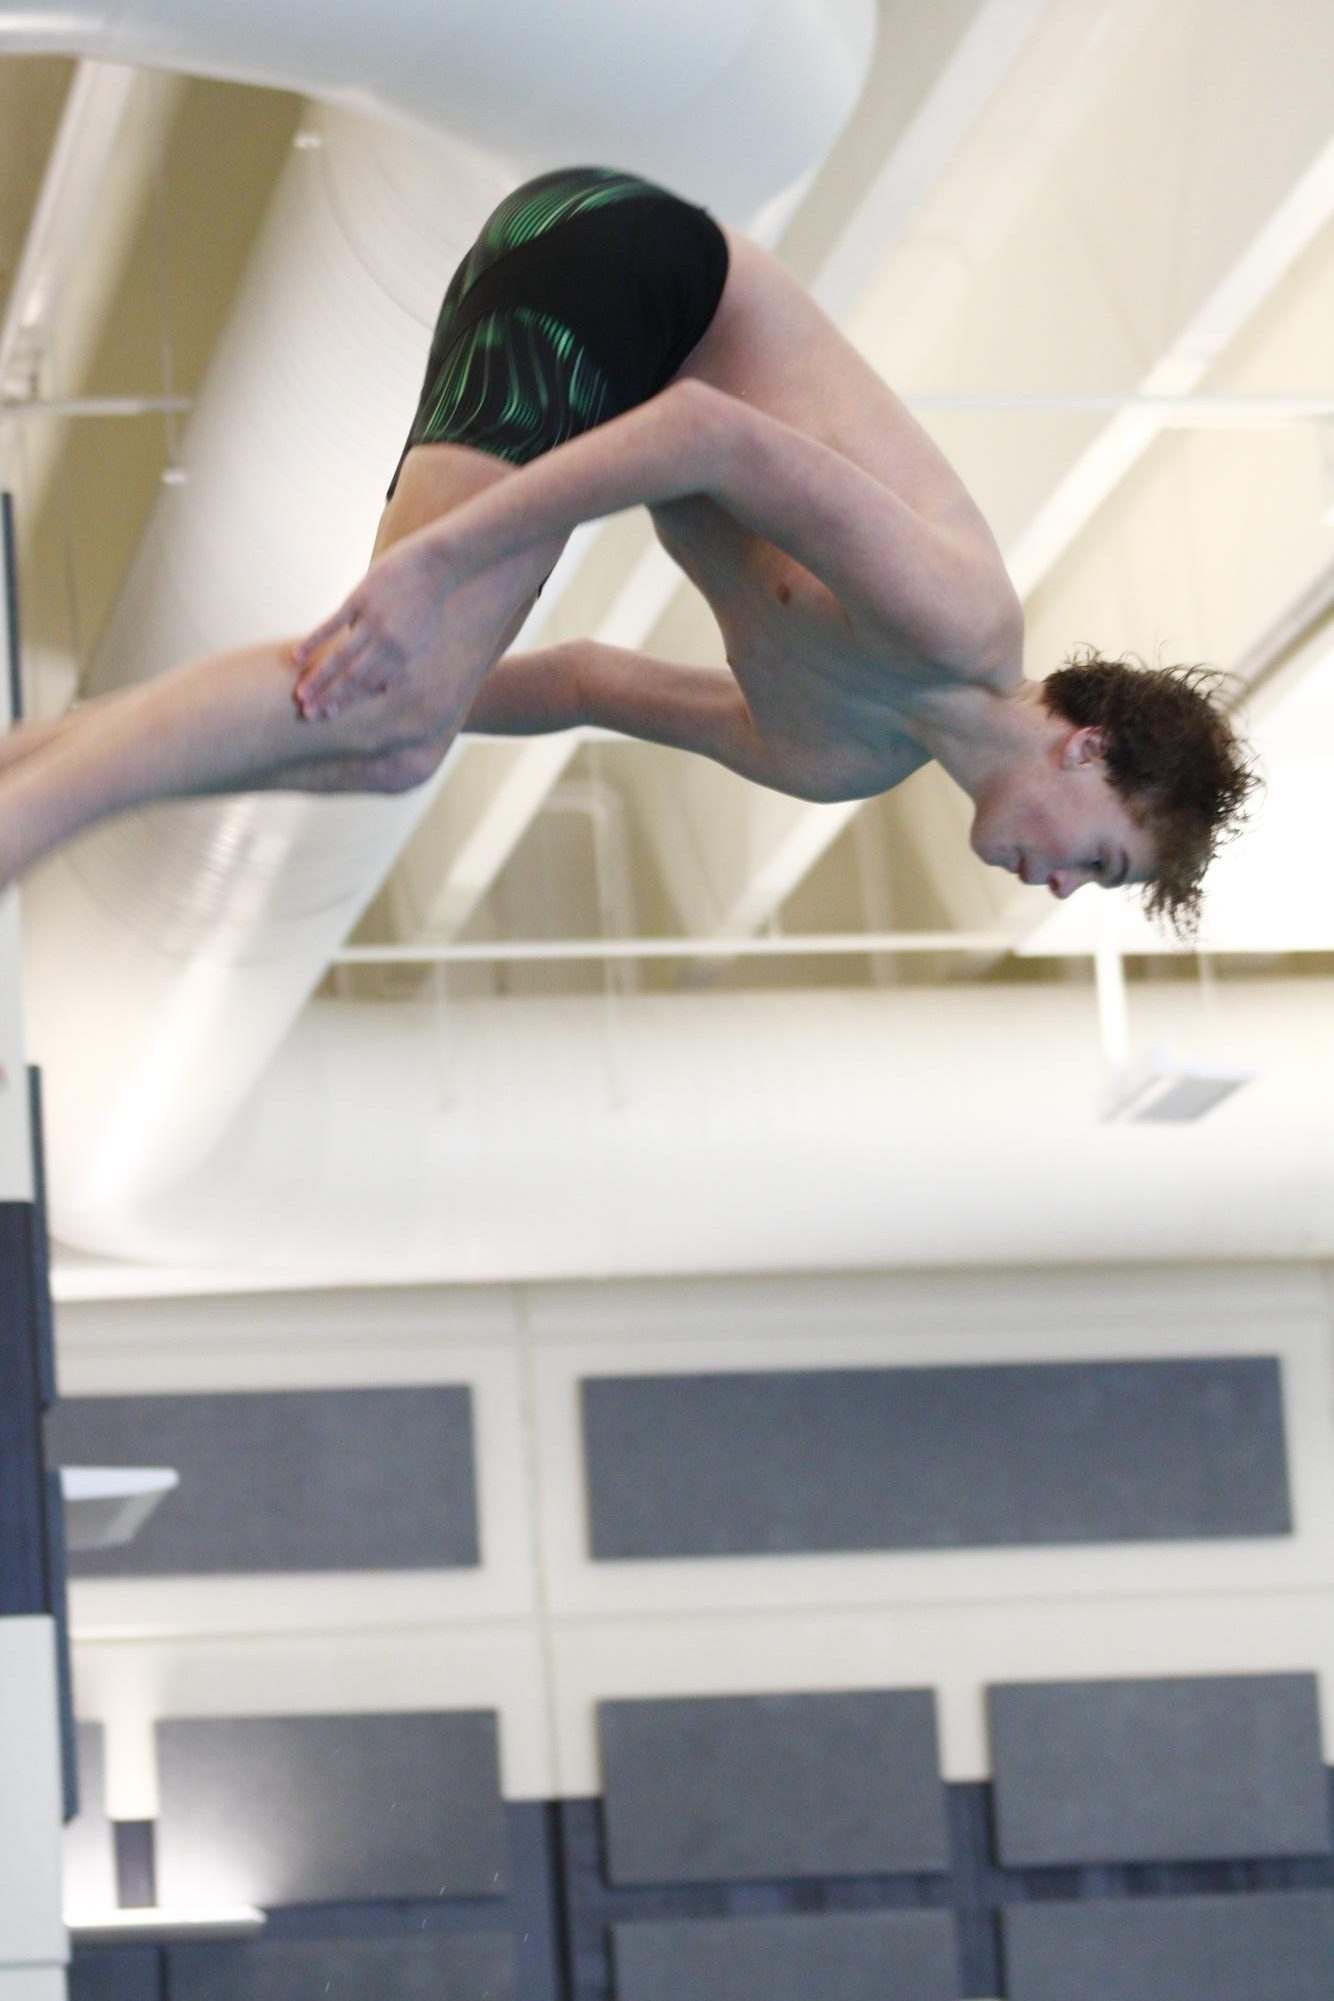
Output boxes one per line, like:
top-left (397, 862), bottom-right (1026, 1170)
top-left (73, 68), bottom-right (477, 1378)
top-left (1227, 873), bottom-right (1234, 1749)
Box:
top-left (652, 226), bottom-right (1021, 794)
top-left (384, 223), bottom-right (1021, 804)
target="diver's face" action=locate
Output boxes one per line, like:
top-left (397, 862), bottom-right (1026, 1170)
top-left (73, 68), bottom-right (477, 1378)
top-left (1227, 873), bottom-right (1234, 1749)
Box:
top-left (971, 728), bottom-right (1157, 899)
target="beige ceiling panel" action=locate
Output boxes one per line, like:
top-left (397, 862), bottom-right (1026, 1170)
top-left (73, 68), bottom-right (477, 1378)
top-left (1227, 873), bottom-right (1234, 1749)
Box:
top-left (851, 0), bottom-right (1334, 550)
top-left (0, 54), bottom-right (73, 313)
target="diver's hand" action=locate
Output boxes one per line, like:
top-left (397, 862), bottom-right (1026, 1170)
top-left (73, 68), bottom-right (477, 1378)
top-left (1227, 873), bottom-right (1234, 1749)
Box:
top-left (291, 531), bottom-right (461, 719)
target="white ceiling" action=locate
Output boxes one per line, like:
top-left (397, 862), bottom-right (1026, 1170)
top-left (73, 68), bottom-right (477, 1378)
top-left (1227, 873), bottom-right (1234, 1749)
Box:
top-left (2, 0), bottom-right (1334, 1294)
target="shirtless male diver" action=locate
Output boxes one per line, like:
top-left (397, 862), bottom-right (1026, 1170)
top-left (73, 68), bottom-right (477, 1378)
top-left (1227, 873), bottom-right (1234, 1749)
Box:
top-left (0, 168), bottom-right (1254, 927)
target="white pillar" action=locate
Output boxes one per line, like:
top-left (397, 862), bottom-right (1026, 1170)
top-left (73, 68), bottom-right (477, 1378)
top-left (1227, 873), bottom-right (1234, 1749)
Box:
top-left (0, 1621), bottom-right (68, 1997)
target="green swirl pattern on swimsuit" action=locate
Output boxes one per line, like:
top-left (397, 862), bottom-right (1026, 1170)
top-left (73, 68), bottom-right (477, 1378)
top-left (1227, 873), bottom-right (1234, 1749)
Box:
top-left (461, 166), bottom-right (660, 286)
top-left (409, 168), bottom-right (659, 468)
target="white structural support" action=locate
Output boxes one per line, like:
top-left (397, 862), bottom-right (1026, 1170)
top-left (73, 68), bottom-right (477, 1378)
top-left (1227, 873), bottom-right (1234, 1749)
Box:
top-left (909, 392), bottom-right (1334, 427)
top-left (1006, 124), bottom-right (1334, 597)
top-left (0, 61), bottom-right (137, 402)
top-left (0, 1620), bottom-right (68, 1999)
top-left (621, 747), bottom-right (871, 937)
top-left (335, 928), bottom-right (1011, 965)
top-left (0, 0), bottom-right (874, 214)
top-left (0, 1972), bottom-right (67, 1999)
top-left (805, 0), bottom-right (1060, 325)
top-left (52, 975), bottom-right (1334, 1282)
top-left (1, 396), bottom-right (190, 420)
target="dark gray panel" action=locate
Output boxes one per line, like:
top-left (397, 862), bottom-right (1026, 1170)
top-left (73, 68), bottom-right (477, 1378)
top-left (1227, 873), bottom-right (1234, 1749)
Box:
top-left (157, 1712), bottom-right (507, 1905)
top-left (63, 1722), bottom-right (117, 1913)
top-left (48, 1386), bottom-right (478, 1574)
top-left (169, 1933), bottom-right (515, 2001)
top-left (45, 1466), bottom-right (78, 1820)
top-left (69, 1946), bottom-right (163, 2001)
top-left (27, 1067), bottom-right (56, 1410)
top-left (613, 1910), bottom-right (960, 2001)
top-left (989, 1674), bottom-right (1331, 1865)
top-left (1003, 1892), bottom-right (1334, 2001)
top-left (0, 1202), bottom-right (47, 1613)
top-left (581, 1359), bottom-right (1290, 1559)
top-left (600, 1690), bottom-right (947, 1884)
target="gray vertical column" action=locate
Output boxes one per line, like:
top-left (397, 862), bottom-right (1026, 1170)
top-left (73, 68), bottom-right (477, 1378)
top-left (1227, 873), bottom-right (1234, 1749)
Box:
top-left (27, 1067), bottom-right (56, 1408)
top-left (0, 1200), bottom-right (47, 1613)
top-left (0, 493), bottom-right (75, 1818)
top-left (2, 490), bottom-right (21, 721)
top-left (0, 489), bottom-right (42, 1608)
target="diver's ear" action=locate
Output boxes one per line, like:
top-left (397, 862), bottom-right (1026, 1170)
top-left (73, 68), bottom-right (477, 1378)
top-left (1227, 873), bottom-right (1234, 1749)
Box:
top-left (1060, 724), bottom-right (1109, 769)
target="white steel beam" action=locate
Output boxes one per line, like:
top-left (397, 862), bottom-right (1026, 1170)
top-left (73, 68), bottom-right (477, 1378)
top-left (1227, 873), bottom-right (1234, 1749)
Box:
top-left (1006, 127), bottom-right (1334, 597)
top-left (0, 60), bottom-right (136, 401)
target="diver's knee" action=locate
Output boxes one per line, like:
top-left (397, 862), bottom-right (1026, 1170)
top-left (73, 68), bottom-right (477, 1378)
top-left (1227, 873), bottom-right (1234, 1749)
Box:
top-left (364, 737), bottom-right (446, 794)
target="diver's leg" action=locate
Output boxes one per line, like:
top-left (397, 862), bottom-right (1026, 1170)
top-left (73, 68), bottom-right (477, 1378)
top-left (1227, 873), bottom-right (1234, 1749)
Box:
top-left (0, 638), bottom-right (389, 883)
top-left (0, 448), bottom-right (561, 885)
top-left (0, 707), bottom-right (84, 775)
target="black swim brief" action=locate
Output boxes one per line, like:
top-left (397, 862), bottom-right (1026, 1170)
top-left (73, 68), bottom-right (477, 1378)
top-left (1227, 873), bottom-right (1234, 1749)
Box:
top-left (386, 165), bottom-right (730, 496)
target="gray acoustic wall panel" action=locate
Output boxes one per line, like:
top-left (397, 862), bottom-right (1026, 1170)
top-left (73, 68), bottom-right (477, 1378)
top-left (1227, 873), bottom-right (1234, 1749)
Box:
top-left (169, 1932), bottom-right (516, 2001)
top-left (156, 1711), bottom-right (507, 1905)
top-left (989, 1674), bottom-right (1331, 1866)
top-left (0, 1201), bottom-right (48, 1613)
top-left (581, 1359), bottom-right (1289, 1559)
top-left (47, 1386), bottom-right (478, 1574)
top-left (69, 1946), bottom-right (162, 2001)
top-left (599, 1690), bottom-right (948, 1883)
top-left (613, 1910), bottom-right (960, 2001)
top-left (1003, 1891), bottom-right (1334, 2001)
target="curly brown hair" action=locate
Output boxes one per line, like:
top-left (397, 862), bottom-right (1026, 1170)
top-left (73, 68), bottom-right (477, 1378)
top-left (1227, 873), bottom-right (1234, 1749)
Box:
top-left (1041, 649), bottom-right (1260, 937)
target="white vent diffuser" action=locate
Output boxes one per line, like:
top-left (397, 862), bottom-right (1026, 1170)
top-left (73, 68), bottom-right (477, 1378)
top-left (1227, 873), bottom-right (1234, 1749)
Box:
top-left (59, 1465), bottom-right (179, 1549)
top-left (1101, 1049), bottom-right (1255, 1123)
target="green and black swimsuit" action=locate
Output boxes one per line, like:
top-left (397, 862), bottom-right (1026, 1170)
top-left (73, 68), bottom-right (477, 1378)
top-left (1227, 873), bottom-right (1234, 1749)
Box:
top-left (386, 166), bottom-right (730, 496)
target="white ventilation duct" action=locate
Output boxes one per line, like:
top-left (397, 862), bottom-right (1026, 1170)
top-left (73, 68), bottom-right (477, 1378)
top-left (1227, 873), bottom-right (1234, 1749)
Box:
top-left (57, 977), bottom-right (1334, 1279)
top-left (6, 0), bottom-right (875, 1238)
top-left (0, 0), bottom-right (872, 193)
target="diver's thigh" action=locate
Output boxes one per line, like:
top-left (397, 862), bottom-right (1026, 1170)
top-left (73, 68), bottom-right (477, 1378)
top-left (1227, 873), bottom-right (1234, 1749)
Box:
top-left (370, 441), bottom-right (565, 671)
top-left (372, 441), bottom-right (517, 557)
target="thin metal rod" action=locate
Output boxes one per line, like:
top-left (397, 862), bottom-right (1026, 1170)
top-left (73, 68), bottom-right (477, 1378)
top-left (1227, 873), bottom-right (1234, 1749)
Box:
top-left (0, 396), bottom-right (192, 421)
top-left (335, 930), bottom-right (1011, 966)
top-left (905, 392), bottom-right (1334, 427)
top-left (1093, 914), bottom-right (1131, 1072)
top-left (149, 71), bottom-right (183, 474)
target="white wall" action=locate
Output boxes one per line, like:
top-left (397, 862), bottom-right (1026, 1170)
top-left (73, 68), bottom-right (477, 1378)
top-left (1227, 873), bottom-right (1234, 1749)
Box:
top-left (0, 1620), bottom-right (67, 1987)
top-left (56, 1260), bottom-right (1334, 1823)
top-left (1, 522), bottom-right (58, 1993)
